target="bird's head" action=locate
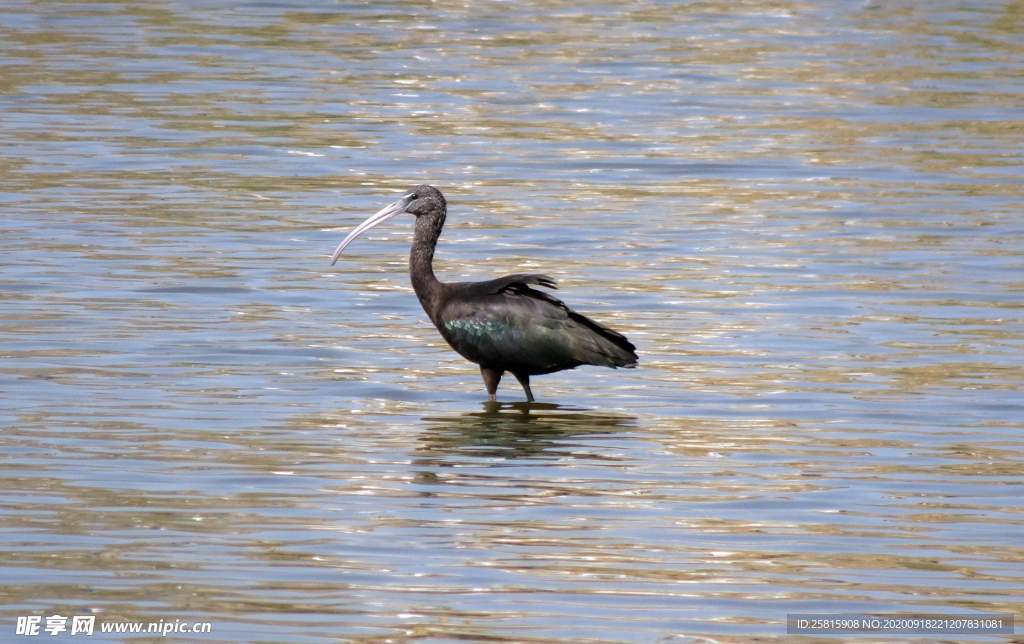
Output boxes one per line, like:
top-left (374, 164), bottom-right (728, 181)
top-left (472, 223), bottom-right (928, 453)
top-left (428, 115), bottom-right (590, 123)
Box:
top-left (330, 185), bottom-right (447, 265)
top-left (405, 184), bottom-right (446, 218)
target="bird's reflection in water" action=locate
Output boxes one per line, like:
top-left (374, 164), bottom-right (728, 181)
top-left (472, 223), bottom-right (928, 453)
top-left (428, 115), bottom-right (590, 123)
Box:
top-left (416, 401), bottom-right (636, 463)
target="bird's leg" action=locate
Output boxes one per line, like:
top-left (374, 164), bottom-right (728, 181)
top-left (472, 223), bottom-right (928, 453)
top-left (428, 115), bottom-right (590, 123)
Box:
top-left (513, 372), bottom-right (535, 402)
top-left (480, 366), bottom-right (503, 402)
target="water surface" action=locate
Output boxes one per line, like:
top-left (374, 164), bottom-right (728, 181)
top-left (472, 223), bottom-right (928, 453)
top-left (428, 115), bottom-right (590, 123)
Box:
top-left (2, 1), bottom-right (1023, 642)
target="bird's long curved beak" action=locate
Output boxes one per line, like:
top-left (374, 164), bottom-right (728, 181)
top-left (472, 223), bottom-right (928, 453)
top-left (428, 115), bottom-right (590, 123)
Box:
top-left (330, 196), bottom-right (412, 265)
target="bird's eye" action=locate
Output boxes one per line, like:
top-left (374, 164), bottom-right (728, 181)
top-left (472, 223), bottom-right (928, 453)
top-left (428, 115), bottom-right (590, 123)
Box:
top-left (403, 192), bottom-right (417, 200)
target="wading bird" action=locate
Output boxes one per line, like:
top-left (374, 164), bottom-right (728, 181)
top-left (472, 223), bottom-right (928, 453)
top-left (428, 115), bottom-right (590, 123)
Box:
top-left (330, 186), bottom-right (637, 402)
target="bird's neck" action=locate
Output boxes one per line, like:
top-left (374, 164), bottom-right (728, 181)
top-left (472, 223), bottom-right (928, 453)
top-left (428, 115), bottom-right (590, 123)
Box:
top-left (410, 216), bottom-right (444, 318)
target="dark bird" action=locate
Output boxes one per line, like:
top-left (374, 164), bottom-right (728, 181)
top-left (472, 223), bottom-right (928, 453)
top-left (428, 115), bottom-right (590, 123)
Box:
top-left (330, 185), bottom-right (637, 402)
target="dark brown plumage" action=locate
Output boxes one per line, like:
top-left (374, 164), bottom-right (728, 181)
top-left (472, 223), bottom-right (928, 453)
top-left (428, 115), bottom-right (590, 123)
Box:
top-left (331, 185), bottom-right (637, 402)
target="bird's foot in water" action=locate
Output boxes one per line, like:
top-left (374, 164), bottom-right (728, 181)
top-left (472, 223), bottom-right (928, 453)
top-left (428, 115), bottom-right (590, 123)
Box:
top-left (513, 372), bottom-right (535, 402)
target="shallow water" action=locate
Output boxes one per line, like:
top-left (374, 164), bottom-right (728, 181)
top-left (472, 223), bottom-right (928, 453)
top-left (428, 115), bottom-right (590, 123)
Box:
top-left (2, 0), bottom-right (1023, 642)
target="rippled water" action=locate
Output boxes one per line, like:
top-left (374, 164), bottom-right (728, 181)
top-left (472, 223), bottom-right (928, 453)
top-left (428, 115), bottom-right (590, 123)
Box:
top-left (2, 1), bottom-right (1023, 642)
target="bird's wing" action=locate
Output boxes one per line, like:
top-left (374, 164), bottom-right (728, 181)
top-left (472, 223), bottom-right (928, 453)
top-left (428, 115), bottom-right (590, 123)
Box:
top-left (460, 273), bottom-right (557, 297)
top-left (439, 279), bottom-right (637, 373)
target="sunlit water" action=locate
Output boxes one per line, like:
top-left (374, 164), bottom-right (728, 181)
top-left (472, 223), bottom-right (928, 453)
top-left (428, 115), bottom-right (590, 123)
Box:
top-left (2, 1), bottom-right (1023, 642)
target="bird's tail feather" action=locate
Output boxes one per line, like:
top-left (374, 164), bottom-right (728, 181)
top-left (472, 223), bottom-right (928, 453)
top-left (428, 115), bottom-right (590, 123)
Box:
top-left (568, 311), bottom-right (638, 368)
